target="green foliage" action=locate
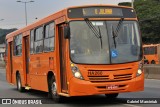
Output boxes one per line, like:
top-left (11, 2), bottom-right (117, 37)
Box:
top-left (0, 28), bottom-right (17, 44)
top-left (118, 2), bottom-right (131, 7)
top-left (135, 0), bottom-right (160, 44)
top-left (119, 0), bottom-right (160, 44)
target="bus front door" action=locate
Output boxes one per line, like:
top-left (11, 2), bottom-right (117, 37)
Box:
top-left (59, 25), bottom-right (68, 93)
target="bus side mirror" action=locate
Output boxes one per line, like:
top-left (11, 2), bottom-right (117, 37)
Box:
top-left (64, 26), bottom-right (70, 39)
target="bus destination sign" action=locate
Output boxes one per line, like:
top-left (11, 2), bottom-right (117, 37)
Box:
top-left (82, 7), bottom-right (123, 17)
top-left (68, 6), bottom-right (136, 18)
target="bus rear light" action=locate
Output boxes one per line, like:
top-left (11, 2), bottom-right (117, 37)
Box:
top-left (71, 63), bottom-right (84, 80)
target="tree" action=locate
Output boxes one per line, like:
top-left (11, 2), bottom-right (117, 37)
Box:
top-left (119, 0), bottom-right (160, 44)
top-left (0, 28), bottom-right (17, 44)
top-left (118, 2), bottom-right (131, 7)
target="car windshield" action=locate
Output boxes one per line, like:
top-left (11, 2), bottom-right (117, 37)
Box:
top-left (69, 21), bottom-right (142, 64)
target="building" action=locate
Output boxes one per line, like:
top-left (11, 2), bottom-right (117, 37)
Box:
top-left (0, 44), bottom-right (5, 61)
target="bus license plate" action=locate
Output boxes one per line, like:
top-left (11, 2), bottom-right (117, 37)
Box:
top-left (106, 85), bottom-right (118, 90)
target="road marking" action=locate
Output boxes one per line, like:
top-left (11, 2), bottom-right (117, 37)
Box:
top-left (123, 104), bottom-right (142, 107)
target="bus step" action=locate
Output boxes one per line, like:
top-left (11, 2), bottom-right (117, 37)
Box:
top-left (25, 86), bottom-right (31, 90)
top-left (58, 93), bottom-right (70, 97)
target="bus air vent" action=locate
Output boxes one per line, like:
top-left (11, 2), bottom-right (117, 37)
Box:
top-left (88, 73), bottom-right (132, 83)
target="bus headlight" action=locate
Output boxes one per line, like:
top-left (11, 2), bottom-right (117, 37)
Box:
top-left (71, 63), bottom-right (84, 80)
top-left (136, 61), bottom-right (143, 77)
top-left (136, 69), bottom-right (142, 77)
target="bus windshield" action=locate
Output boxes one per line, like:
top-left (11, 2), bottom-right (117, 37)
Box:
top-left (69, 21), bottom-right (142, 64)
top-left (144, 46), bottom-right (157, 55)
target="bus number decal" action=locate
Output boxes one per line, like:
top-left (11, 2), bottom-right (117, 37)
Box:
top-left (88, 71), bottom-right (103, 76)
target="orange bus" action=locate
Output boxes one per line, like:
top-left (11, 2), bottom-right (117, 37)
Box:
top-left (143, 44), bottom-right (160, 64)
top-left (5, 5), bottom-right (144, 102)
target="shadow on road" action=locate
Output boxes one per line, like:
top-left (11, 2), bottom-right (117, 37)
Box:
top-left (10, 88), bottom-right (127, 106)
top-left (61, 96), bottom-right (126, 107)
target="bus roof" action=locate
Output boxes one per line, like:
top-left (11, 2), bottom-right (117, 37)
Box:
top-left (143, 44), bottom-right (160, 47)
top-left (66, 4), bottom-right (133, 9)
top-left (6, 4), bottom-right (134, 40)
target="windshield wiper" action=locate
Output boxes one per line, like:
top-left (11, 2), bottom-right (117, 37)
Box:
top-left (112, 26), bottom-right (117, 48)
top-left (85, 18), bottom-right (103, 48)
top-left (112, 18), bottom-right (124, 48)
top-left (98, 26), bottom-right (103, 49)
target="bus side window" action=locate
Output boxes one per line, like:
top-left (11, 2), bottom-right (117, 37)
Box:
top-left (14, 34), bottom-right (22, 56)
top-left (144, 47), bottom-right (148, 55)
top-left (34, 26), bottom-right (43, 53)
top-left (30, 30), bottom-right (34, 54)
top-left (154, 46), bottom-right (157, 54)
top-left (44, 22), bottom-right (55, 52)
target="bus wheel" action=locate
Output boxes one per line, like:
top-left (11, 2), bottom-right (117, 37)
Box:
top-left (105, 93), bottom-right (119, 99)
top-left (49, 76), bottom-right (62, 103)
top-left (151, 60), bottom-right (155, 64)
top-left (16, 73), bottom-right (24, 92)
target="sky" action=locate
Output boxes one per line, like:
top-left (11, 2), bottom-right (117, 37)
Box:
top-left (0, 0), bottom-right (131, 29)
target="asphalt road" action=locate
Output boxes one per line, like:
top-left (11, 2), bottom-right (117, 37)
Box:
top-left (0, 68), bottom-right (160, 107)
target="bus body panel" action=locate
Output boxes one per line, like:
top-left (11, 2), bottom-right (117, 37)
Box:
top-left (29, 48), bottom-right (57, 92)
top-left (5, 9), bottom-right (68, 92)
top-left (69, 73), bottom-right (144, 96)
top-left (67, 62), bottom-right (144, 96)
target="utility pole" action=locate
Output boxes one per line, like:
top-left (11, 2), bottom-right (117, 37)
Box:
top-left (131, 0), bottom-right (134, 8)
top-left (17, 0), bottom-right (34, 26)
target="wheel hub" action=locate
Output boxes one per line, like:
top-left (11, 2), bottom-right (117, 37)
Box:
top-left (51, 82), bottom-right (57, 96)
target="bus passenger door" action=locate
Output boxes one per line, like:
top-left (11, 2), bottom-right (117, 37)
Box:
top-left (8, 42), bottom-right (13, 83)
top-left (59, 25), bottom-right (68, 93)
top-left (23, 36), bottom-right (30, 86)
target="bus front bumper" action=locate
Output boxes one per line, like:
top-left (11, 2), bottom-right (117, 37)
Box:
top-left (69, 73), bottom-right (144, 96)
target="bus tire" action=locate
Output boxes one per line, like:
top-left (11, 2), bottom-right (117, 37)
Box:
top-left (16, 73), bottom-right (24, 92)
top-left (151, 60), bottom-right (155, 64)
top-left (49, 76), bottom-right (62, 103)
top-left (105, 93), bottom-right (119, 99)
